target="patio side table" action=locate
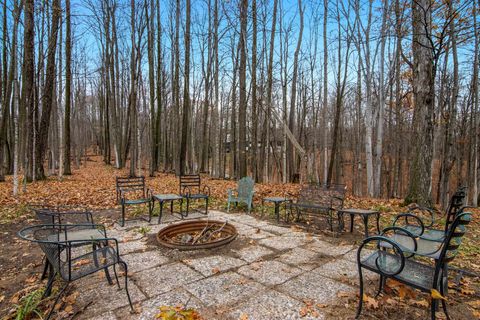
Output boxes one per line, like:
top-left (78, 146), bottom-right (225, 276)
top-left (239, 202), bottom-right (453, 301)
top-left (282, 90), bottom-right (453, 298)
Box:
top-left (152, 194), bottom-right (184, 223)
top-left (262, 197), bottom-right (291, 222)
top-left (338, 208), bottom-right (380, 238)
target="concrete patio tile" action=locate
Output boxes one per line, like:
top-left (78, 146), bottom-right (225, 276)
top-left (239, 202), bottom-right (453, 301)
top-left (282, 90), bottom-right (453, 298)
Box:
top-left (239, 227), bottom-right (275, 239)
top-left (305, 239), bottom-right (354, 257)
top-left (183, 255), bottom-right (246, 276)
top-left (186, 272), bottom-right (264, 307)
top-left (121, 250), bottom-right (170, 273)
top-left (257, 224), bottom-right (292, 235)
top-left (259, 236), bottom-right (306, 251)
top-left (118, 239), bottom-right (151, 254)
top-left (313, 258), bottom-right (378, 285)
top-left (134, 263), bottom-right (204, 297)
top-left (234, 245), bottom-right (275, 263)
top-left (75, 277), bottom-right (146, 316)
top-left (227, 290), bottom-right (324, 320)
top-left (77, 310), bottom-right (117, 320)
top-left (276, 248), bottom-right (321, 270)
top-left (278, 271), bottom-right (353, 304)
top-left (115, 287), bottom-right (205, 320)
top-left (237, 260), bottom-right (303, 286)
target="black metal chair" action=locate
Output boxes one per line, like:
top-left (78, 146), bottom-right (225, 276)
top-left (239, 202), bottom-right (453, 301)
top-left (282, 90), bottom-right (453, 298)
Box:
top-left (18, 224), bottom-right (134, 320)
top-left (179, 174), bottom-right (210, 215)
top-left (356, 212), bottom-right (472, 319)
top-left (392, 187), bottom-right (467, 242)
top-left (116, 176), bottom-right (153, 226)
top-left (29, 205), bottom-right (109, 285)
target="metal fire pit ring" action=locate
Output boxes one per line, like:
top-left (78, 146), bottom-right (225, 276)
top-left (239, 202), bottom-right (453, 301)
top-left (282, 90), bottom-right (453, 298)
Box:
top-left (157, 220), bottom-right (237, 250)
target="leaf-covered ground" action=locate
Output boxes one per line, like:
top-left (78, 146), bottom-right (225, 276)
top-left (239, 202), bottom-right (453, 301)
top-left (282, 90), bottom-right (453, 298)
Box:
top-left (0, 155), bottom-right (479, 319)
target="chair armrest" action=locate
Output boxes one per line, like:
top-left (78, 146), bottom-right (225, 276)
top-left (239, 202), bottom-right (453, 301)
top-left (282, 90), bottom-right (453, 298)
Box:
top-left (67, 237), bottom-right (122, 268)
top-left (147, 188), bottom-right (154, 199)
top-left (227, 189), bottom-right (238, 197)
top-left (358, 235), bottom-right (406, 276)
top-left (182, 186), bottom-right (192, 197)
top-left (202, 185), bottom-right (211, 196)
top-left (380, 226), bottom-right (419, 253)
top-left (408, 204), bottom-right (437, 227)
top-left (392, 213), bottom-right (425, 236)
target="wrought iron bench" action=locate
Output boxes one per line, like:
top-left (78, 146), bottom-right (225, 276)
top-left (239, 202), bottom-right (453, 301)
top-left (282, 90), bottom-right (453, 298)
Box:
top-left (356, 212), bottom-right (472, 319)
top-left (287, 183), bottom-right (346, 231)
top-left (116, 176), bottom-right (152, 226)
top-left (392, 186), bottom-right (467, 242)
top-left (227, 177), bottom-right (255, 213)
top-left (179, 174), bottom-right (210, 215)
top-left (18, 224), bottom-right (134, 320)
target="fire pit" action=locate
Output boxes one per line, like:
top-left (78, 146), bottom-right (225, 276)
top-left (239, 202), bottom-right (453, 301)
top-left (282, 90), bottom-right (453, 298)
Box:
top-left (157, 220), bottom-right (237, 250)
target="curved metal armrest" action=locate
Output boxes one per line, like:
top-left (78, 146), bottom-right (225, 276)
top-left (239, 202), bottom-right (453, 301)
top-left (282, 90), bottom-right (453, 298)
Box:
top-left (67, 237), bottom-right (121, 262)
top-left (147, 188), bottom-right (154, 199)
top-left (408, 204), bottom-right (437, 227)
top-left (358, 235), bottom-right (406, 276)
top-left (182, 186), bottom-right (192, 197)
top-left (381, 226), bottom-right (418, 253)
top-left (392, 213), bottom-right (425, 236)
top-left (202, 185), bottom-right (211, 196)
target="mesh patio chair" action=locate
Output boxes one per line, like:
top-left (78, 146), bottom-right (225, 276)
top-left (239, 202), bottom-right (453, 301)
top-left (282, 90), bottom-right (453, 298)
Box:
top-left (29, 205), bottom-right (110, 285)
top-left (18, 224), bottom-right (134, 320)
top-left (356, 212), bottom-right (472, 319)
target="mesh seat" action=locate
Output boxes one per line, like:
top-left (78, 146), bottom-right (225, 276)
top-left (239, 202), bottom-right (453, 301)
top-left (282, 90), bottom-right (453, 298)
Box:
top-left (361, 251), bottom-right (435, 290)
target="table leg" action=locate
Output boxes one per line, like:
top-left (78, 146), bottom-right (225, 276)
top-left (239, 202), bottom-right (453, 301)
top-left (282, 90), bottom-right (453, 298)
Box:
top-left (158, 201), bottom-right (164, 224)
top-left (148, 199), bottom-right (153, 222)
top-left (349, 213), bottom-right (354, 233)
top-left (275, 203), bottom-right (280, 222)
top-left (363, 215), bottom-right (369, 238)
top-left (337, 212), bottom-right (344, 231)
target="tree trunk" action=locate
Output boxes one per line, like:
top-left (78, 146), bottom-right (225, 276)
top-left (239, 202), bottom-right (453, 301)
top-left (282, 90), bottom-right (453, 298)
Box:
top-left (63, 0), bottom-right (72, 175)
top-left (179, 0), bottom-right (191, 175)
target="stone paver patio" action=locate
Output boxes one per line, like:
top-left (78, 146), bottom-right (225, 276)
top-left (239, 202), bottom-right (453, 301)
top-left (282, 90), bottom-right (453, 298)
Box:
top-left (72, 210), bottom-right (372, 320)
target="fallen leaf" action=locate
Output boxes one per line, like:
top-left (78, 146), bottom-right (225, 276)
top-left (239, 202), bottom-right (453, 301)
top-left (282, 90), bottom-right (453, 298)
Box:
top-left (431, 289), bottom-right (446, 300)
top-left (212, 267), bottom-right (220, 274)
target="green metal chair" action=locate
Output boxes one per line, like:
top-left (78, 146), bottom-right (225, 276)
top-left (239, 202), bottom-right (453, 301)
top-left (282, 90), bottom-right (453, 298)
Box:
top-left (227, 177), bottom-right (255, 213)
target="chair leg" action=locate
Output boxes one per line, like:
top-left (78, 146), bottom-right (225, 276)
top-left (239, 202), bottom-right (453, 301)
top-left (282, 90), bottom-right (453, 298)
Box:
top-left (227, 200), bottom-right (230, 213)
top-left (119, 261), bottom-right (134, 312)
top-left (40, 258), bottom-right (49, 280)
top-left (439, 275), bottom-right (450, 319)
top-left (205, 197), bottom-right (209, 215)
top-left (356, 267), bottom-right (364, 319)
top-left (45, 283), bottom-right (69, 320)
top-left (121, 203), bottom-right (125, 227)
top-left (375, 275), bottom-right (384, 298)
top-left (43, 269), bottom-right (56, 298)
top-left (431, 298), bottom-right (438, 320)
top-left (113, 264), bottom-right (121, 289)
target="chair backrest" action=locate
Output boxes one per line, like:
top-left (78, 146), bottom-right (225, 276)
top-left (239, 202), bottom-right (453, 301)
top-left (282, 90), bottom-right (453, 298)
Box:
top-left (31, 205), bottom-right (93, 225)
top-left (438, 212), bottom-right (471, 265)
top-left (236, 177), bottom-right (255, 200)
top-left (179, 174), bottom-right (201, 194)
top-left (444, 187), bottom-right (467, 231)
top-left (116, 176), bottom-right (146, 201)
top-left (297, 183), bottom-right (346, 210)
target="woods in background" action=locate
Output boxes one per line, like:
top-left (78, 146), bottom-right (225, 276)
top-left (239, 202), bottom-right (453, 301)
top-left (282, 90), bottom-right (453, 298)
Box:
top-left (0, 0), bottom-right (479, 208)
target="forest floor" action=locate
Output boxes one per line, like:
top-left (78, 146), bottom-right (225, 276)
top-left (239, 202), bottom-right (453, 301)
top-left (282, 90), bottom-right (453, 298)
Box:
top-left (0, 155), bottom-right (479, 319)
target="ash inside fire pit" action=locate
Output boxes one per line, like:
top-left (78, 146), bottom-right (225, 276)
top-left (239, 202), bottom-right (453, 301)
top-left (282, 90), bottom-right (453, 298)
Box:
top-left (157, 220), bottom-right (237, 250)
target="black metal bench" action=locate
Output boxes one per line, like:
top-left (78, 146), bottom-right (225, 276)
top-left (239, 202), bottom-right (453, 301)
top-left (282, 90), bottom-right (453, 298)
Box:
top-left (287, 183), bottom-right (346, 231)
top-left (179, 174), bottom-right (210, 215)
top-left (116, 176), bottom-right (152, 226)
